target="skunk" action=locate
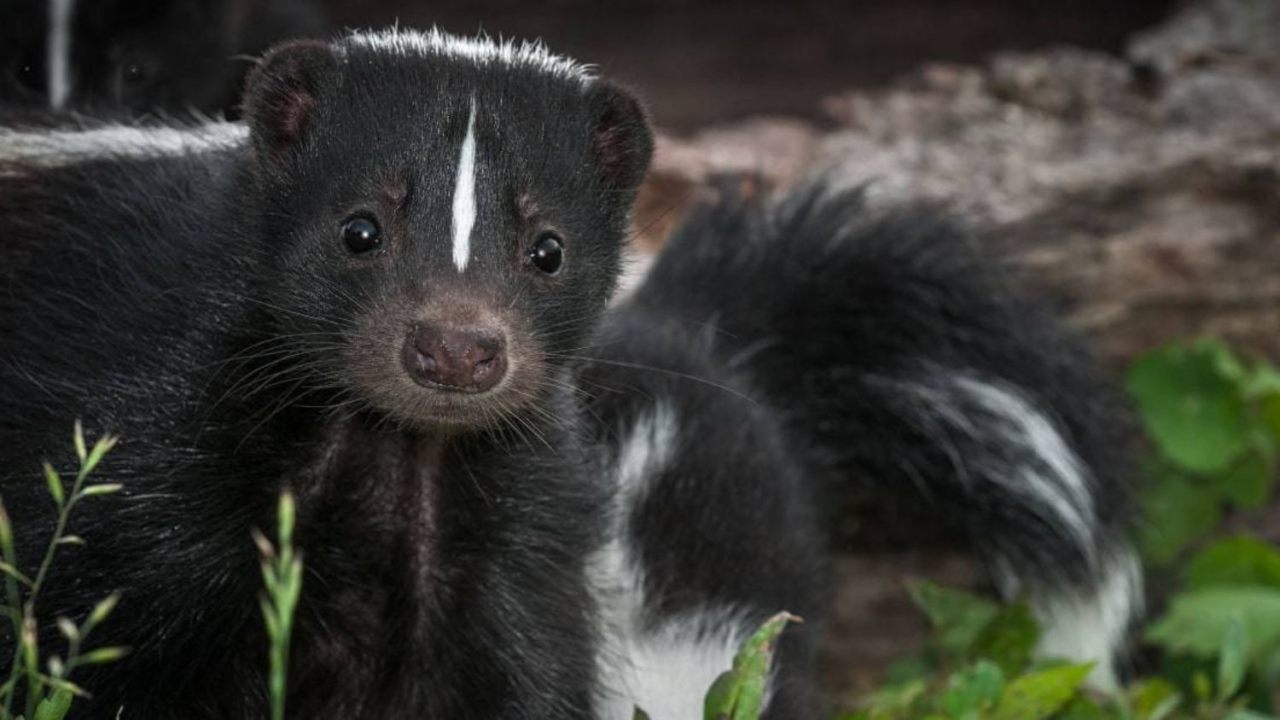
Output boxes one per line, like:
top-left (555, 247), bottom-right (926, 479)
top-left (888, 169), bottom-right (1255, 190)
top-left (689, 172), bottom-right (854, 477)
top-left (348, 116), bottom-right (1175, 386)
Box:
top-left (0, 0), bottom-right (325, 116)
top-left (0, 28), bottom-right (1140, 720)
top-left (584, 179), bottom-right (1142, 718)
top-left (0, 29), bottom-right (653, 718)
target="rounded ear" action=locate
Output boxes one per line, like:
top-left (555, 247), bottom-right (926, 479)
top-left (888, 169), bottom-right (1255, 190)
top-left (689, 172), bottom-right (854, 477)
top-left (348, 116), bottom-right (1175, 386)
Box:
top-left (586, 81), bottom-right (654, 193)
top-left (241, 40), bottom-right (339, 159)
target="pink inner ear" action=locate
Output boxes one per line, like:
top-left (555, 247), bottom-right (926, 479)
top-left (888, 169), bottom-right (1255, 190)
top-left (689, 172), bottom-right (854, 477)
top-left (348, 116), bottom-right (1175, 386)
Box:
top-left (243, 40), bottom-right (336, 155)
top-left (589, 83), bottom-right (653, 191)
top-left (274, 88), bottom-right (318, 146)
top-left (595, 121), bottom-right (633, 185)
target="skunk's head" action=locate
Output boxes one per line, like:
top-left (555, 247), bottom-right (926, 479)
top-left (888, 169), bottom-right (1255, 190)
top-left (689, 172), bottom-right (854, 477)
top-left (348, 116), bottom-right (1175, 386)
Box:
top-left (241, 30), bottom-right (653, 429)
top-left (0, 0), bottom-right (235, 113)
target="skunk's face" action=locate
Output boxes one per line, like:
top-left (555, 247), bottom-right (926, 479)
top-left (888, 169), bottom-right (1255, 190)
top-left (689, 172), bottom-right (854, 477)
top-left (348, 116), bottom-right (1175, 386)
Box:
top-left (243, 34), bottom-right (652, 428)
top-left (0, 0), bottom-right (233, 113)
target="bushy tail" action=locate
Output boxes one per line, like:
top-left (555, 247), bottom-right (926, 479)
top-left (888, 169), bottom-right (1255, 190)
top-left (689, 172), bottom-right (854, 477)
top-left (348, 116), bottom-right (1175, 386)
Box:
top-left (627, 178), bottom-right (1142, 682)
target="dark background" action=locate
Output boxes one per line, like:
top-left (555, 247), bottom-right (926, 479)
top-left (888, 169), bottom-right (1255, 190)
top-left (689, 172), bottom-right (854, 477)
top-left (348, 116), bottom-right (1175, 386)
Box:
top-left (319, 0), bottom-right (1178, 131)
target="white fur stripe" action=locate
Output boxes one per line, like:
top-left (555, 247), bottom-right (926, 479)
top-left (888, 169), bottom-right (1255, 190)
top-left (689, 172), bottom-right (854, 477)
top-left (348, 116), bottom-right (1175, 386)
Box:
top-left (1031, 549), bottom-right (1142, 689)
top-left (47, 0), bottom-right (75, 110)
top-left (0, 123), bottom-right (247, 169)
top-left (954, 377), bottom-right (1097, 551)
top-left (345, 27), bottom-right (593, 85)
top-left (894, 371), bottom-right (1098, 552)
top-left (451, 98), bottom-right (478, 273)
top-left (590, 403), bottom-right (768, 719)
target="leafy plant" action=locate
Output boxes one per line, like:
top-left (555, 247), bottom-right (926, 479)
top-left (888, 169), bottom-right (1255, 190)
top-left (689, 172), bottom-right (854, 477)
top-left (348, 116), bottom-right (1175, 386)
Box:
top-left (1127, 339), bottom-right (1280, 564)
top-left (254, 492), bottom-right (302, 720)
top-left (840, 579), bottom-right (1271, 720)
top-left (823, 338), bottom-right (1280, 720)
top-left (0, 422), bottom-right (125, 720)
top-left (704, 612), bottom-right (801, 720)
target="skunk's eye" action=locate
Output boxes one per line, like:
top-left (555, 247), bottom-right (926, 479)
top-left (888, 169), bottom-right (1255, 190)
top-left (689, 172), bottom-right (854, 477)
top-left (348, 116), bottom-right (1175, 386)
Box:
top-left (13, 53), bottom-right (45, 92)
top-left (122, 62), bottom-right (148, 86)
top-left (530, 233), bottom-right (564, 275)
top-left (341, 215), bottom-right (382, 254)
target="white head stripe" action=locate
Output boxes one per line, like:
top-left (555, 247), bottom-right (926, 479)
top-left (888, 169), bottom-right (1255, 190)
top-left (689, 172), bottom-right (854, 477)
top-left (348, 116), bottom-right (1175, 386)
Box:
top-left (451, 98), bottom-right (479, 273)
top-left (344, 27), bottom-right (594, 86)
top-left (48, 0), bottom-right (75, 110)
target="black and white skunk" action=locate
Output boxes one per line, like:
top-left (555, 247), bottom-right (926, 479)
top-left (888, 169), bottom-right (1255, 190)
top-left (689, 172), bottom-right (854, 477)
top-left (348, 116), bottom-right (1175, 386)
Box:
top-left (583, 181), bottom-right (1142, 716)
top-left (1, 29), bottom-right (653, 718)
top-left (0, 0), bottom-right (325, 115)
top-left (0, 28), bottom-right (1140, 719)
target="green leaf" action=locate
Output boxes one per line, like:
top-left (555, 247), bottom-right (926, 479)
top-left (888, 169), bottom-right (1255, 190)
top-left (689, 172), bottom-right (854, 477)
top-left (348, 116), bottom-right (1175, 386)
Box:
top-left (703, 612), bottom-right (797, 720)
top-left (907, 582), bottom-right (999, 655)
top-left (937, 661), bottom-right (1004, 718)
top-left (0, 561), bottom-right (33, 587)
top-left (859, 678), bottom-right (927, 717)
top-left (85, 593), bottom-right (120, 631)
top-left (1217, 617), bottom-right (1249, 700)
top-left (1186, 536), bottom-right (1280, 590)
top-left (1148, 588), bottom-right (1280, 662)
top-left (80, 435), bottom-right (118, 478)
top-left (1127, 341), bottom-right (1252, 473)
top-left (990, 662), bottom-right (1093, 720)
top-left (75, 646), bottom-right (128, 665)
top-left (72, 420), bottom-right (87, 464)
top-left (1244, 364), bottom-right (1280, 398)
top-left (278, 492), bottom-right (296, 547)
top-left (1138, 471), bottom-right (1223, 565)
top-left (1218, 448), bottom-right (1277, 509)
top-left (41, 463), bottom-right (64, 508)
top-left (33, 687), bottom-right (73, 720)
top-left (1127, 677), bottom-right (1181, 720)
top-left (1192, 670), bottom-right (1213, 702)
top-left (0, 500), bottom-right (13, 555)
top-left (1261, 394), bottom-right (1280, 442)
top-left (1057, 695), bottom-right (1125, 720)
top-left (632, 708), bottom-right (651, 720)
top-left (79, 484), bottom-right (123, 497)
top-left (968, 603), bottom-right (1038, 675)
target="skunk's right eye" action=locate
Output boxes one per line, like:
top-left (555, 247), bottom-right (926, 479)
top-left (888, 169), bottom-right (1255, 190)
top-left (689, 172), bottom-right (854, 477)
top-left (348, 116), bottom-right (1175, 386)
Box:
top-left (13, 53), bottom-right (45, 93)
top-left (341, 215), bottom-right (382, 254)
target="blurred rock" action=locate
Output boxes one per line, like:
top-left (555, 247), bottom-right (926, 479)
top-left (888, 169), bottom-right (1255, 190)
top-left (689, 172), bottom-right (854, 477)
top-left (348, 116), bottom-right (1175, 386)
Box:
top-left (638, 0), bottom-right (1280, 365)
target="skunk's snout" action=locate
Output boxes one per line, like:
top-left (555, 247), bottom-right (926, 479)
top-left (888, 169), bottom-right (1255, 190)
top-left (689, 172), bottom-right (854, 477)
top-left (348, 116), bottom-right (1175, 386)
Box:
top-left (402, 322), bottom-right (508, 393)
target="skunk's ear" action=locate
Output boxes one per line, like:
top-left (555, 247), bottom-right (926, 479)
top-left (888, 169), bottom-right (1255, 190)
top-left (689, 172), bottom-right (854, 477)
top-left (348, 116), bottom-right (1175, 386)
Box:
top-left (586, 81), bottom-right (653, 193)
top-left (241, 40), bottom-right (338, 159)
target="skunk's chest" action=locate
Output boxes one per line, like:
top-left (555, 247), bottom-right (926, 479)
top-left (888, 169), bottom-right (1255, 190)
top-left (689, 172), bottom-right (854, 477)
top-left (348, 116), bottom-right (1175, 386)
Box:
top-left (199, 413), bottom-right (606, 718)
top-left (278, 425), bottom-right (449, 713)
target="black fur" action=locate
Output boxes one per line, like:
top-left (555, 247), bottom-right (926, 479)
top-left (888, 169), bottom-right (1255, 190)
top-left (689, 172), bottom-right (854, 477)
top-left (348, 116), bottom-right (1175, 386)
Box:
top-left (0, 29), bottom-right (1138, 720)
top-left (0, 0), bottom-right (326, 116)
top-left (0, 32), bottom-right (651, 718)
top-left (587, 178), bottom-right (1138, 714)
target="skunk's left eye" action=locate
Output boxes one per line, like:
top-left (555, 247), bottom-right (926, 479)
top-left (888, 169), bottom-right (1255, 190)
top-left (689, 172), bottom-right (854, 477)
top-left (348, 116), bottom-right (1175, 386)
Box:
top-left (530, 233), bottom-right (564, 275)
top-left (341, 215), bottom-right (382, 254)
top-left (13, 53), bottom-right (45, 92)
top-left (122, 62), bottom-right (148, 85)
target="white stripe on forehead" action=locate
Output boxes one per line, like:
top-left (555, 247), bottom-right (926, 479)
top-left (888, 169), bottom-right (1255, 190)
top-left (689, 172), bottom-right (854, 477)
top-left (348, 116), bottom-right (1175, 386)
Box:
top-left (343, 27), bottom-right (594, 85)
top-left (451, 98), bottom-right (479, 273)
top-left (47, 0), bottom-right (76, 109)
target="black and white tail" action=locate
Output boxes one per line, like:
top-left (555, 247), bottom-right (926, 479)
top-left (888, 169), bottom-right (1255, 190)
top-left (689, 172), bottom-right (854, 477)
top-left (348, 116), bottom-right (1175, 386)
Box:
top-left (587, 178), bottom-right (1141, 716)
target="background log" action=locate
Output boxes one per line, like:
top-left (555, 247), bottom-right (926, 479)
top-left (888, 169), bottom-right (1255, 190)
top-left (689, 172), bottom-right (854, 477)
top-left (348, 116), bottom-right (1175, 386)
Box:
top-left (638, 0), bottom-right (1280, 367)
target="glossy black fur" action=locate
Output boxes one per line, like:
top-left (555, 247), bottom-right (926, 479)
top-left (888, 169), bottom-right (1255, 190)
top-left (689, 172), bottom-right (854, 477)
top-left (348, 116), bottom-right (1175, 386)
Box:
top-left (629, 180), bottom-right (1131, 576)
top-left (581, 307), bottom-right (831, 717)
top-left (0, 34), bottom-right (652, 718)
top-left (594, 179), bottom-right (1136, 679)
top-left (0, 31), bottom-right (1137, 720)
top-left (0, 0), bottom-right (325, 116)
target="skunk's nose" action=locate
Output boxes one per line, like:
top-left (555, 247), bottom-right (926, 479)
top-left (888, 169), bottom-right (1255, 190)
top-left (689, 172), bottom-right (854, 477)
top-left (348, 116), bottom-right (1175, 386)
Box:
top-left (402, 323), bottom-right (507, 392)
